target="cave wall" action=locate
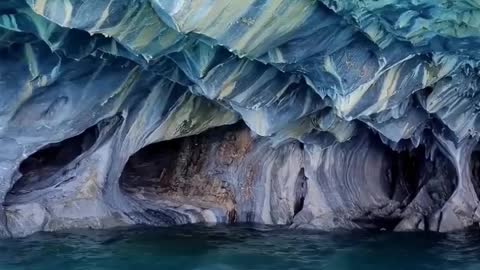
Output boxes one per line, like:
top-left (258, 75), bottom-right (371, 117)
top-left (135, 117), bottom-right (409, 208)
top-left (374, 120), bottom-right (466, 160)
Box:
top-left (0, 0), bottom-right (479, 237)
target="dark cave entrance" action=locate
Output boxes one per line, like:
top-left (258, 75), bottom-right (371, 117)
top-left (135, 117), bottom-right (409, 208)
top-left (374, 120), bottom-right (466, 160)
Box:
top-left (470, 148), bottom-right (480, 199)
top-left (6, 125), bottom-right (99, 197)
top-left (354, 138), bottom-right (458, 232)
top-left (348, 144), bottom-right (429, 231)
top-left (389, 142), bottom-right (457, 210)
top-left (388, 145), bottom-right (427, 203)
top-left (119, 135), bottom-right (183, 196)
top-left (119, 124), bottom-right (245, 224)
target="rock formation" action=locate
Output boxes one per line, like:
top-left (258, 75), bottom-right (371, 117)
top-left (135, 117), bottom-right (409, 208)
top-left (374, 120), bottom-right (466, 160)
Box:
top-left (0, 0), bottom-right (480, 237)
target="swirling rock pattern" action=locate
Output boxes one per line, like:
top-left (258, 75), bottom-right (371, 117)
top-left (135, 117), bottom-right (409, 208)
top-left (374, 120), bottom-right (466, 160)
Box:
top-left (0, 0), bottom-right (480, 237)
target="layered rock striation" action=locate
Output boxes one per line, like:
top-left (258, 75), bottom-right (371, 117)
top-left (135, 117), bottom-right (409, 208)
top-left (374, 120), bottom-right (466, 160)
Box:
top-left (0, 0), bottom-right (480, 237)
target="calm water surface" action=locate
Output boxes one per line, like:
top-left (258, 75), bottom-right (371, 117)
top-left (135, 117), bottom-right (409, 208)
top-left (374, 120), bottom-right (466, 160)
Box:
top-left (1, 225), bottom-right (480, 270)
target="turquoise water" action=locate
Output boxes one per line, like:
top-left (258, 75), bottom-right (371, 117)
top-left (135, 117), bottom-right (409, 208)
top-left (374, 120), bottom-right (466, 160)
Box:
top-left (2, 225), bottom-right (480, 270)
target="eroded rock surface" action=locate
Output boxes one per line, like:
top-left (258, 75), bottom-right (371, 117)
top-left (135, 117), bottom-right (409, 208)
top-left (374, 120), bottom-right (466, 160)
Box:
top-left (0, 0), bottom-right (480, 237)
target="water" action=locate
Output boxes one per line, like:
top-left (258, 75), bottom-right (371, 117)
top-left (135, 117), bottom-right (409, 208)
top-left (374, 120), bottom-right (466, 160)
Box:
top-left (1, 225), bottom-right (480, 270)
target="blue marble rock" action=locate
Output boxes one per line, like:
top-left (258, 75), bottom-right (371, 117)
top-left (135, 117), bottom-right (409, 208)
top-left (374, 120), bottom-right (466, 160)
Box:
top-left (0, 0), bottom-right (479, 237)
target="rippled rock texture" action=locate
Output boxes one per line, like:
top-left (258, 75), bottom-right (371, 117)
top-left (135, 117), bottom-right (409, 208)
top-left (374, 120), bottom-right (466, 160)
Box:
top-left (1, 0), bottom-right (480, 237)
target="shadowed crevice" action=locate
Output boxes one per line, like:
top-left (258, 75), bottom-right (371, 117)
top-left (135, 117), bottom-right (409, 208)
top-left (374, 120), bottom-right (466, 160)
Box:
top-left (470, 149), bottom-right (480, 199)
top-left (293, 168), bottom-right (307, 217)
top-left (7, 125), bottom-right (99, 197)
top-left (389, 146), bottom-right (426, 204)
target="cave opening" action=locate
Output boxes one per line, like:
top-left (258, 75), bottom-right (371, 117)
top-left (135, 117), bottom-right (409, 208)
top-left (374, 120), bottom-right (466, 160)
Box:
top-left (388, 145), bottom-right (426, 204)
top-left (119, 123), bottom-right (247, 225)
top-left (470, 147), bottom-right (480, 199)
top-left (348, 143), bottom-right (428, 232)
top-left (389, 142), bottom-right (457, 209)
top-left (6, 125), bottom-right (99, 197)
top-left (119, 134), bottom-right (183, 196)
top-left (389, 141), bottom-right (458, 231)
top-left (354, 138), bottom-right (458, 232)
